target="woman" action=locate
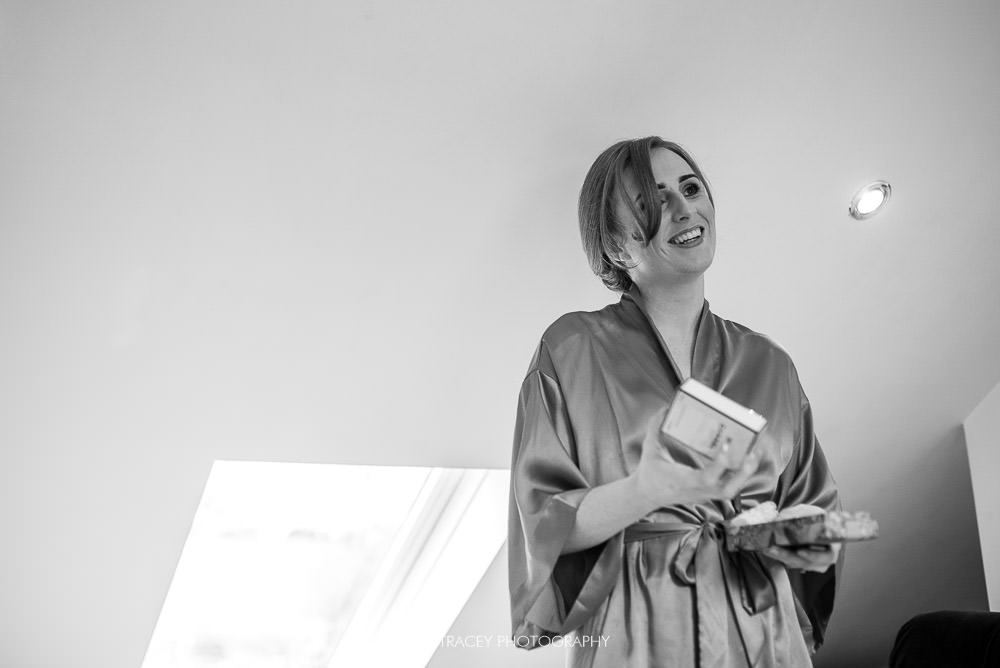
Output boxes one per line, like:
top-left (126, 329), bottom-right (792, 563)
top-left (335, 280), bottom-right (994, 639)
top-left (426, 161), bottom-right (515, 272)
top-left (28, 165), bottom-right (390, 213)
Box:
top-left (507, 136), bottom-right (844, 667)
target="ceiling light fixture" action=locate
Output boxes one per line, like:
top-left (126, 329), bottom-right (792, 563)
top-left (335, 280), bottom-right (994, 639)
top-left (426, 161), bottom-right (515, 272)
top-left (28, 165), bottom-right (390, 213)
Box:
top-left (849, 180), bottom-right (892, 220)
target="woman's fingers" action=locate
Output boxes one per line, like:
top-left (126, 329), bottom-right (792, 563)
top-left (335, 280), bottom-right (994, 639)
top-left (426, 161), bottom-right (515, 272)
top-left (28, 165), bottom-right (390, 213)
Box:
top-left (729, 450), bottom-right (760, 487)
top-left (763, 545), bottom-right (838, 572)
top-left (712, 449), bottom-right (760, 499)
top-left (649, 434), bottom-right (762, 504)
top-left (701, 444), bottom-right (732, 480)
top-left (763, 546), bottom-right (811, 569)
top-left (820, 542), bottom-right (842, 567)
top-left (655, 433), bottom-right (680, 463)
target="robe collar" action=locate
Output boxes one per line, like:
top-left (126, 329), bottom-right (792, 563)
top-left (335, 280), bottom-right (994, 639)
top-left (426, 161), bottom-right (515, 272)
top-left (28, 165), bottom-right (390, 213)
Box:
top-left (619, 283), bottom-right (717, 386)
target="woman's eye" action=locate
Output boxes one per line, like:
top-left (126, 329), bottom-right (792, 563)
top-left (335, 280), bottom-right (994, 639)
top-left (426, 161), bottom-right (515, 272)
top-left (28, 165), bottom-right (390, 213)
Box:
top-left (638, 184), bottom-right (699, 211)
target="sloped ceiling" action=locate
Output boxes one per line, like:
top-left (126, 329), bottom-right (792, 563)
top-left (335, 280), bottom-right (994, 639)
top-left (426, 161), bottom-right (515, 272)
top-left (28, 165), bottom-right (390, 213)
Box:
top-left (2, 1), bottom-right (997, 667)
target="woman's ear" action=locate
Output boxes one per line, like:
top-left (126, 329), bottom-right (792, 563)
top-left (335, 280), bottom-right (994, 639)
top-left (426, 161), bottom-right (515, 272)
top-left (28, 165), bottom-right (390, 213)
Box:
top-left (607, 220), bottom-right (641, 268)
top-left (608, 245), bottom-right (636, 268)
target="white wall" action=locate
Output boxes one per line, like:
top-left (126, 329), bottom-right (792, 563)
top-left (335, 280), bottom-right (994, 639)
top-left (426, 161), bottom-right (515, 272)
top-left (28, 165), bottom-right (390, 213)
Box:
top-left (964, 381), bottom-right (1000, 611)
top-left (2, 2), bottom-right (998, 667)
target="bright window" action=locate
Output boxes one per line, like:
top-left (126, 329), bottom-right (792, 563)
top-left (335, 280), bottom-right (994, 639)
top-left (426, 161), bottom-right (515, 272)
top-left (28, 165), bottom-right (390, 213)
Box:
top-left (141, 461), bottom-right (509, 668)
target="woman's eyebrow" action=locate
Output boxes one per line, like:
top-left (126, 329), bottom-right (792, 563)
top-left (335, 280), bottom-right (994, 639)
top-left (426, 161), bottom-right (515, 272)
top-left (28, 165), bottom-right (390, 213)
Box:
top-left (633, 174), bottom-right (699, 203)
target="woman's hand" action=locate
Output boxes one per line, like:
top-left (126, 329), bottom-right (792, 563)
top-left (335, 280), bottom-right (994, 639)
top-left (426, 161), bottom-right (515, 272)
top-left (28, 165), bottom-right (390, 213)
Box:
top-left (761, 543), bottom-right (841, 573)
top-left (634, 404), bottom-right (760, 508)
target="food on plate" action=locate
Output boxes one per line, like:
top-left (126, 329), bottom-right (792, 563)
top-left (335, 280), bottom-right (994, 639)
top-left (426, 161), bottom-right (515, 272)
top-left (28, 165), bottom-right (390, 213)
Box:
top-left (724, 503), bottom-right (879, 551)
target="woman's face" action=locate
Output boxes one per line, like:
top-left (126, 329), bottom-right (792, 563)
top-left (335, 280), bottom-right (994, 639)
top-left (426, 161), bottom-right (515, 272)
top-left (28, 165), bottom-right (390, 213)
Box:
top-left (614, 148), bottom-right (716, 285)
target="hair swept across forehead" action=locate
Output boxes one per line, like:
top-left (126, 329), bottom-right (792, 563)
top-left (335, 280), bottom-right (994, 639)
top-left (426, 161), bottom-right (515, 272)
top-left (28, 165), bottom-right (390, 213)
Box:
top-left (577, 136), bottom-right (715, 293)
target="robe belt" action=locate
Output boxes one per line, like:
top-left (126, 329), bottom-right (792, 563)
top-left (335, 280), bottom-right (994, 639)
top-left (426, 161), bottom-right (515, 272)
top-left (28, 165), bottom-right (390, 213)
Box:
top-left (624, 520), bottom-right (778, 668)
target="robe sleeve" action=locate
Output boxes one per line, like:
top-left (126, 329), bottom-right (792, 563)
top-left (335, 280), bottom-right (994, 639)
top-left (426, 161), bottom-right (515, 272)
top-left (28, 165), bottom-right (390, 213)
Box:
top-left (772, 363), bottom-right (845, 656)
top-left (507, 340), bottom-right (624, 650)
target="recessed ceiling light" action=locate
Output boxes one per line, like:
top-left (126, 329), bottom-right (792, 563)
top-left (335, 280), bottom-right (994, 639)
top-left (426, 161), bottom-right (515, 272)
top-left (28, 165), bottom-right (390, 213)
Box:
top-left (849, 180), bottom-right (892, 220)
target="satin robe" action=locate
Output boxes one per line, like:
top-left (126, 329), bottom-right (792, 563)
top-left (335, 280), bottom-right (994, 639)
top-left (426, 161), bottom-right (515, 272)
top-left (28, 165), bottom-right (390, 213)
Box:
top-left (507, 285), bottom-right (843, 667)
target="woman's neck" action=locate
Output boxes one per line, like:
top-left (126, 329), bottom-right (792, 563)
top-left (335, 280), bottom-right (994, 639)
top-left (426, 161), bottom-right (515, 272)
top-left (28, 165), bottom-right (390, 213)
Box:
top-left (633, 275), bottom-right (705, 341)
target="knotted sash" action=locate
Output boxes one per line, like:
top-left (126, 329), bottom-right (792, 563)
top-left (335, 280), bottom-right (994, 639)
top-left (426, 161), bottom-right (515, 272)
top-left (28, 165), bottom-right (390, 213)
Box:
top-left (624, 519), bottom-right (778, 668)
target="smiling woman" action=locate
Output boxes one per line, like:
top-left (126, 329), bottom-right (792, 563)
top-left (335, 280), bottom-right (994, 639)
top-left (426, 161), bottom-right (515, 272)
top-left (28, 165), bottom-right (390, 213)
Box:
top-left (578, 139), bottom-right (717, 294)
top-left (507, 136), bottom-right (844, 667)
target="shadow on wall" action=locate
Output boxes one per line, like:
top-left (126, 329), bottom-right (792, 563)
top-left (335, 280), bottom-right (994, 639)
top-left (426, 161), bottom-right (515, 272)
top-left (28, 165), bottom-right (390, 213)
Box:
top-left (814, 424), bottom-right (988, 668)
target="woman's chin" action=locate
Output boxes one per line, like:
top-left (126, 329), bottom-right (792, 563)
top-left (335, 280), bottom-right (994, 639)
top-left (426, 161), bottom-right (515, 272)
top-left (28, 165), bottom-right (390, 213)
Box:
top-left (666, 250), bottom-right (714, 275)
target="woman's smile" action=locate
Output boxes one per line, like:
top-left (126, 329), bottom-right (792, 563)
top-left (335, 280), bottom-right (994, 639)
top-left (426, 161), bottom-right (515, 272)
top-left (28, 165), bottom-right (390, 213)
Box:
top-left (666, 225), bottom-right (705, 247)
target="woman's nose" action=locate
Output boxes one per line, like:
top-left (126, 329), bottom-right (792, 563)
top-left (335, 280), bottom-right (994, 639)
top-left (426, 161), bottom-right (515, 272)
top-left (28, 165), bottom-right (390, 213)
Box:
top-left (662, 191), bottom-right (693, 223)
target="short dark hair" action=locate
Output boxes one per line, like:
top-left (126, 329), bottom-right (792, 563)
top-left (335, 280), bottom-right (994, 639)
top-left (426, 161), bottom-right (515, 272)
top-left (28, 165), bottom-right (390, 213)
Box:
top-left (577, 136), bottom-right (715, 292)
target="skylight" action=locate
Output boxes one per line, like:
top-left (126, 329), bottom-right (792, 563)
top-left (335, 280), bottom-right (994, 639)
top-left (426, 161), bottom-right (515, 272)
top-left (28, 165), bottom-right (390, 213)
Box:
top-left (140, 461), bottom-right (509, 668)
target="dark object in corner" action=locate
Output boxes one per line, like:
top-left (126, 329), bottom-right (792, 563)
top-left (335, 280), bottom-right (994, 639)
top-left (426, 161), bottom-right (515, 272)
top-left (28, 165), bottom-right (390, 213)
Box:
top-left (889, 610), bottom-right (1000, 667)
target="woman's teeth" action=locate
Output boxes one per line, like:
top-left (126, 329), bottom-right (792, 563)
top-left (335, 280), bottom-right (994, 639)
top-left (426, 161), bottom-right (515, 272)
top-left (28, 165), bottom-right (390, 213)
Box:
top-left (668, 227), bottom-right (703, 245)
